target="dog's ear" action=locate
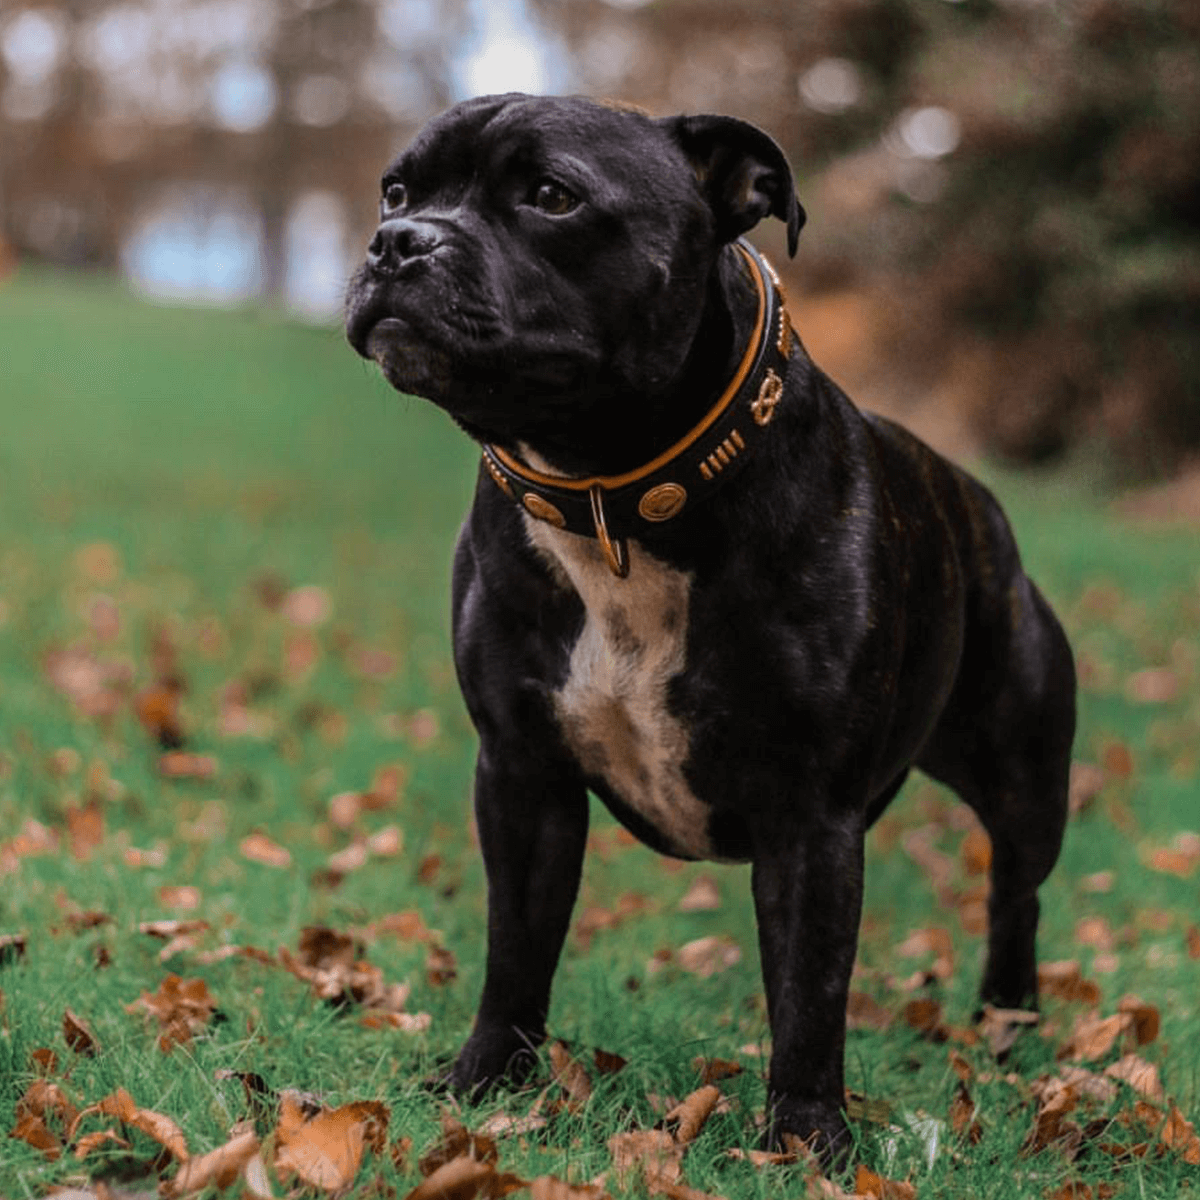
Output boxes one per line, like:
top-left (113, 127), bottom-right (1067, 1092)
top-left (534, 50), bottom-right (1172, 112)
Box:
top-left (662, 114), bottom-right (805, 257)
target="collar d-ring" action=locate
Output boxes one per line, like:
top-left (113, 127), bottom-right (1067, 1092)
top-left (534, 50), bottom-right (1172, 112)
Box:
top-left (589, 485), bottom-right (629, 578)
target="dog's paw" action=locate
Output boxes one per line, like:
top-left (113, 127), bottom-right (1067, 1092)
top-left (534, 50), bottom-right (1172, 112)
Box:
top-left (442, 1028), bottom-right (543, 1099)
top-left (762, 1097), bottom-right (851, 1167)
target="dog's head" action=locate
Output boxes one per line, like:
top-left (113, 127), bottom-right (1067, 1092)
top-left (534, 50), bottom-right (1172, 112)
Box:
top-left (345, 93), bottom-right (803, 449)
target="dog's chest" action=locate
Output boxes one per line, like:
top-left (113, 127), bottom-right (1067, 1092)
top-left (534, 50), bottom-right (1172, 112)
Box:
top-left (526, 521), bottom-right (719, 859)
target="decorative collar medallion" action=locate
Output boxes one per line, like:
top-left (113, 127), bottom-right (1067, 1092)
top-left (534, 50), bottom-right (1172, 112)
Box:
top-left (481, 239), bottom-right (794, 578)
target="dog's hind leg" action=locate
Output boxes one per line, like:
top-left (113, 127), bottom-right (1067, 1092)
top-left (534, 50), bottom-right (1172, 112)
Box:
top-left (919, 579), bottom-right (1075, 1011)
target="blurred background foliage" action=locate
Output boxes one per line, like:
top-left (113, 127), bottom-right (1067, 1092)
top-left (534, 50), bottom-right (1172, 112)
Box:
top-left (2, 0), bottom-right (1198, 478)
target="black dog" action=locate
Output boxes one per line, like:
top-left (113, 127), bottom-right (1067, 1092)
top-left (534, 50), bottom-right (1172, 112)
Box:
top-left (345, 93), bottom-right (1075, 1155)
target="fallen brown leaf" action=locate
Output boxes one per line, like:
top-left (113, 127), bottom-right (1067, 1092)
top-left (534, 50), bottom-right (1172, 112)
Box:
top-left (125, 974), bottom-right (218, 1051)
top-left (1160, 1102), bottom-right (1200, 1165)
top-left (160, 752), bottom-right (219, 779)
top-left (902, 997), bottom-right (946, 1041)
top-left (1116, 995), bottom-right (1160, 1046)
top-left (1125, 667), bottom-right (1179, 704)
top-left (74, 1128), bottom-right (132, 1159)
top-left (9, 1111), bottom-right (61, 1158)
top-left (30, 1047), bottom-right (59, 1074)
top-left (664, 1086), bottom-right (721, 1145)
top-left (158, 885), bottom-right (202, 910)
top-left (274, 1098), bottom-right (388, 1192)
top-left (854, 1165), bottom-right (917, 1199)
top-left (360, 1011), bottom-right (431, 1032)
top-left (847, 991), bottom-right (893, 1032)
top-left (405, 1155), bottom-right (524, 1200)
top-left (239, 832), bottom-right (291, 868)
top-left (0, 931), bottom-right (28, 963)
top-left (677, 935), bottom-right (741, 978)
top-left (1038, 960), bottom-right (1102, 1006)
top-left (418, 1115), bottom-right (499, 1176)
top-left (594, 1048), bottom-right (629, 1075)
top-left (949, 1081), bottom-right (983, 1144)
top-left (978, 1005), bottom-right (1039, 1057)
top-left (166, 1128), bottom-right (260, 1196)
top-left (549, 1040), bottom-right (593, 1112)
top-left (1059, 1012), bottom-right (1131, 1063)
top-left (960, 826), bottom-right (992, 875)
top-left (93, 1087), bottom-right (189, 1161)
top-left (607, 1129), bottom-right (683, 1189)
top-left (1103, 1054), bottom-right (1163, 1102)
top-left (693, 1057), bottom-right (743, 1084)
top-left (65, 799), bottom-right (104, 862)
top-left (895, 926), bottom-right (954, 980)
top-left (63, 908), bottom-right (112, 933)
top-left (527, 1177), bottom-right (609, 1200)
top-left (136, 685), bottom-right (185, 749)
top-left (63, 1008), bottom-right (99, 1056)
top-left (677, 876), bottom-right (721, 912)
top-left (427, 944), bottom-right (458, 986)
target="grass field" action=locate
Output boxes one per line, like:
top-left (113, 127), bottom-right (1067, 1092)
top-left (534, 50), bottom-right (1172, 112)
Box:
top-left (1, 268), bottom-right (1199, 1199)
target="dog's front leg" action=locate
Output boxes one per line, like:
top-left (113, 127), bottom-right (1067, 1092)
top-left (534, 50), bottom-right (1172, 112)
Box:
top-left (448, 746), bottom-right (589, 1094)
top-left (750, 809), bottom-right (865, 1158)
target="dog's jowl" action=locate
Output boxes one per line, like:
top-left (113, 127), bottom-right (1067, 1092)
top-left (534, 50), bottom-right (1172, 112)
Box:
top-left (345, 93), bottom-right (1076, 1156)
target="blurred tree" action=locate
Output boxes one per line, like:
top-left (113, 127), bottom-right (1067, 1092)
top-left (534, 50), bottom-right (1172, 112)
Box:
top-left (536, 0), bottom-right (1200, 473)
top-left (0, 0), bottom-right (466, 295)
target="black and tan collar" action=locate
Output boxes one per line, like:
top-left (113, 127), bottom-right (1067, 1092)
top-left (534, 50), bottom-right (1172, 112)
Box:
top-left (481, 239), bottom-right (793, 577)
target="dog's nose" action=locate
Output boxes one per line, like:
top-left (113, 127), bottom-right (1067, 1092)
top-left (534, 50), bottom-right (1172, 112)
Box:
top-left (367, 218), bottom-right (440, 275)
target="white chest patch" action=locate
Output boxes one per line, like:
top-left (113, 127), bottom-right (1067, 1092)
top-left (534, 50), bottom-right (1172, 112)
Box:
top-left (525, 519), bottom-right (719, 860)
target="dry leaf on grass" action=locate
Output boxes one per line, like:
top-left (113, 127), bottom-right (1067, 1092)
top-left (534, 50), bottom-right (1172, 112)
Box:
top-left (280, 925), bottom-right (413, 1013)
top-left (664, 1086), bottom-right (722, 1145)
top-left (847, 991), bottom-right (893, 1032)
top-left (239, 832), bottom-right (291, 868)
top-left (1038, 961), bottom-right (1101, 1006)
top-left (125, 974), bottom-right (218, 1051)
top-left (854, 1164), bottom-right (918, 1199)
top-left (608, 1129), bottom-right (683, 1189)
top-left (10, 1111), bottom-right (62, 1158)
top-left (693, 1057), bottom-right (743, 1084)
top-left (63, 1008), bottom-right (100, 1056)
top-left (274, 1095), bottom-right (388, 1192)
top-left (1160, 1102), bottom-right (1200, 1165)
top-left (1103, 1054), bottom-right (1163, 1103)
top-left (160, 752), bottom-right (219, 780)
top-left (427, 944), bottom-right (459, 986)
top-left (677, 876), bottom-right (721, 912)
top-left (165, 1128), bottom-right (260, 1196)
top-left (89, 1087), bottom-right (189, 1161)
top-left (477, 1111), bottom-right (550, 1139)
top-left (895, 926), bottom-right (954, 980)
top-left (677, 935), bottom-right (741, 978)
top-left (158, 885), bottom-right (202, 910)
top-left (418, 1115), bottom-right (499, 1176)
top-left (360, 1011), bottom-right (432, 1032)
top-left (74, 1128), bottom-right (132, 1159)
top-left (405, 1155), bottom-right (525, 1200)
top-left (549, 1040), bottom-right (593, 1112)
top-left (978, 1005), bottom-right (1039, 1057)
top-left (527, 1178), bottom-right (609, 1200)
top-left (949, 1081), bottom-right (983, 1144)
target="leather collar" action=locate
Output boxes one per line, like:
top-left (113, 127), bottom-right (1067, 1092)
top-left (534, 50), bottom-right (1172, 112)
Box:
top-left (481, 238), bottom-right (793, 577)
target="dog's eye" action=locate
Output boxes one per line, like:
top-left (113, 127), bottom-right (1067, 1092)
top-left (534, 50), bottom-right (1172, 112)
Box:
top-left (531, 180), bottom-right (579, 216)
top-left (381, 181), bottom-right (408, 215)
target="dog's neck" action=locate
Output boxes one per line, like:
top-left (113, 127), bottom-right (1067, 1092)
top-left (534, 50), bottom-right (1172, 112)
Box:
top-left (507, 243), bottom-right (762, 479)
top-left (481, 240), bottom-right (794, 577)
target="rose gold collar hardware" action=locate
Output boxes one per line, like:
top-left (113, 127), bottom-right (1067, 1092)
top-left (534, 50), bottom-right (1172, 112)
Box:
top-left (589, 485), bottom-right (629, 578)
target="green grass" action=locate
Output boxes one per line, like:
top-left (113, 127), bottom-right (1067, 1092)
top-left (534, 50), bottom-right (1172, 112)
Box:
top-left (1, 268), bottom-right (1199, 1198)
